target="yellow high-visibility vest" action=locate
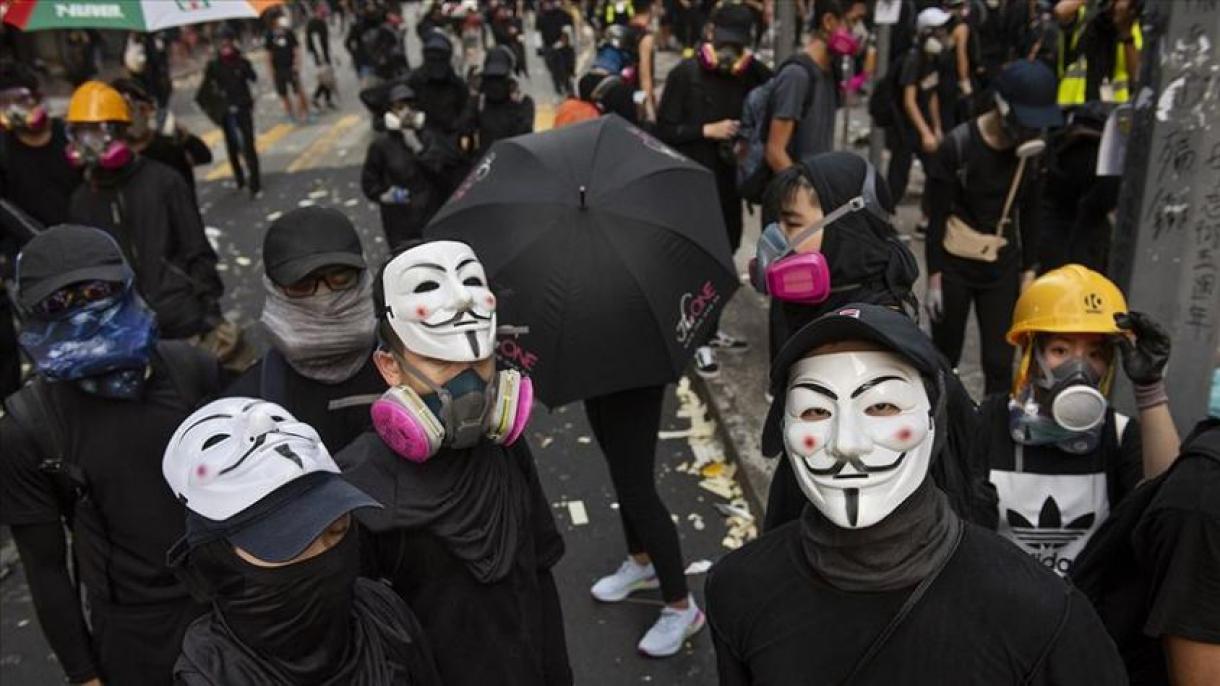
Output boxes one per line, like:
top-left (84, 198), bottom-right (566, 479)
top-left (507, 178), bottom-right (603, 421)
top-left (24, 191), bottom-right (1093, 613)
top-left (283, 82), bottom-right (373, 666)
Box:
top-left (1058, 8), bottom-right (1143, 106)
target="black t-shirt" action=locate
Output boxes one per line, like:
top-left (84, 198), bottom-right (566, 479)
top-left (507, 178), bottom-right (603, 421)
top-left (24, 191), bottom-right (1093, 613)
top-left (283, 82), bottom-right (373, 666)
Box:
top-left (0, 342), bottom-right (218, 605)
top-left (0, 118), bottom-right (82, 227)
top-left (224, 349), bottom-right (381, 455)
top-left (264, 29), bottom-right (299, 73)
top-left (707, 520), bottom-right (1127, 685)
top-left (897, 47), bottom-right (939, 123)
top-left (979, 394), bottom-right (1142, 577)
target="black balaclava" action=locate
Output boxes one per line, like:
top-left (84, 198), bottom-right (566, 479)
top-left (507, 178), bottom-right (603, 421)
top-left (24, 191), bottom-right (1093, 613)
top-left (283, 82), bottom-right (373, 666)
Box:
top-left (780, 152), bottom-right (918, 335)
top-left (482, 75), bottom-right (512, 103)
top-left (423, 48), bottom-right (453, 81)
top-left (189, 527), bottom-right (360, 681)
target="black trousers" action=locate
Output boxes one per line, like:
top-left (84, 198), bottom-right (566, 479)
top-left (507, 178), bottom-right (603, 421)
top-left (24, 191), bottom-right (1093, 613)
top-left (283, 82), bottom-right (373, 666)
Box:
top-left (931, 265), bottom-right (1019, 396)
top-left (583, 386), bottom-right (688, 603)
top-left (1, 299), bottom-right (20, 399)
top-left (222, 107), bottom-right (260, 192)
top-left (89, 593), bottom-right (206, 685)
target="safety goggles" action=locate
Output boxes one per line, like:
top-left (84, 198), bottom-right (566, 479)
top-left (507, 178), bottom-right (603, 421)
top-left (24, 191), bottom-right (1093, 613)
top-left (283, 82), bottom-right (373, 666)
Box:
top-left (32, 279), bottom-right (125, 318)
top-left (281, 267), bottom-right (362, 298)
top-left (0, 87), bottom-right (37, 110)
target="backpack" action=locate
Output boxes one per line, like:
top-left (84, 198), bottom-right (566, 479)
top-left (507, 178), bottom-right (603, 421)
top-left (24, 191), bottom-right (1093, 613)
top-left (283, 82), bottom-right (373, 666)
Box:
top-left (1069, 420), bottom-right (1220, 655)
top-left (736, 55), bottom-right (818, 204)
top-left (867, 64), bottom-right (900, 128)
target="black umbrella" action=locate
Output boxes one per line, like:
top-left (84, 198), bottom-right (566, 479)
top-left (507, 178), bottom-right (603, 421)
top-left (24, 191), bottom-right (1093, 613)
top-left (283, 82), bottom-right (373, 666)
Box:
top-left (425, 114), bottom-right (738, 407)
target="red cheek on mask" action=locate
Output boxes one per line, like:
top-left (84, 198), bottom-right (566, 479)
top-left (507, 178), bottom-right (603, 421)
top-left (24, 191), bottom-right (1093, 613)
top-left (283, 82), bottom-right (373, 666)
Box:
top-left (895, 427), bottom-right (913, 443)
top-left (416, 306), bottom-right (428, 319)
top-left (803, 435), bottom-right (817, 450)
top-left (196, 465), bottom-right (208, 478)
top-left (485, 295), bottom-right (495, 308)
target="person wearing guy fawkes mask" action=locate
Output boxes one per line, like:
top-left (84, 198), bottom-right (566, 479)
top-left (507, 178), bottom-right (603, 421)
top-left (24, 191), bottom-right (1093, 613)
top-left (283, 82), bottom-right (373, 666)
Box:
top-left (336, 241), bottom-right (573, 685)
top-left (925, 59), bottom-right (1058, 397)
top-left (1, 225), bottom-right (219, 686)
top-left (225, 207), bottom-right (384, 454)
top-left (361, 84), bottom-right (448, 248)
top-left (978, 265), bottom-right (1179, 578)
top-left (752, 152), bottom-right (996, 533)
top-left (408, 30), bottom-right (470, 138)
top-left (468, 46), bottom-right (534, 158)
top-left (706, 303), bottom-right (1126, 685)
top-left (163, 399), bottom-right (442, 685)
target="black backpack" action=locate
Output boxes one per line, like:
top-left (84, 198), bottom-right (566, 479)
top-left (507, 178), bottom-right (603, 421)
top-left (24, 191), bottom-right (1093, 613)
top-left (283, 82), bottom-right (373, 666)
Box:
top-left (1069, 420), bottom-right (1220, 655)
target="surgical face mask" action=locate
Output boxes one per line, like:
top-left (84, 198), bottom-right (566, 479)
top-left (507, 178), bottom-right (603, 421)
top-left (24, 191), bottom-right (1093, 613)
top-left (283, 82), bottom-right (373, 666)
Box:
top-left (783, 351), bottom-right (936, 529)
top-left (124, 39), bottom-right (147, 73)
top-left (277, 15), bottom-right (291, 29)
top-left (381, 241), bottom-right (497, 362)
top-left (923, 36), bottom-right (944, 55)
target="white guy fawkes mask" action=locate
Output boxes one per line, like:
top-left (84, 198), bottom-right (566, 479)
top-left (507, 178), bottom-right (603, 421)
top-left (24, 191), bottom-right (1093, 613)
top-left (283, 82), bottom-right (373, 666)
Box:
top-left (162, 398), bottom-right (334, 521)
top-left (382, 241), bottom-right (497, 362)
top-left (783, 350), bottom-right (935, 529)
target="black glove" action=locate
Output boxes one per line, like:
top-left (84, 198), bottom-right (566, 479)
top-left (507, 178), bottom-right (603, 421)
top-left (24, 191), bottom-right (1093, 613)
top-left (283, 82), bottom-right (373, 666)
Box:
top-left (1114, 311), bottom-right (1171, 385)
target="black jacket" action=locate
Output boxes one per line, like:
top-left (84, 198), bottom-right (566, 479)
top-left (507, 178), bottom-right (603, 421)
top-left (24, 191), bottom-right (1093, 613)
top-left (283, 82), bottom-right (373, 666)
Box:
top-left (407, 69), bottom-right (470, 136)
top-left (471, 91), bottom-right (534, 157)
top-left (361, 130), bottom-right (448, 232)
top-left (202, 54), bottom-right (256, 110)
top-left (174, 578), bottom-right (443, 686)
top-left (68, 157), bottom-right (223, 338)
top-left (656, 57), bottom-right (771, 173)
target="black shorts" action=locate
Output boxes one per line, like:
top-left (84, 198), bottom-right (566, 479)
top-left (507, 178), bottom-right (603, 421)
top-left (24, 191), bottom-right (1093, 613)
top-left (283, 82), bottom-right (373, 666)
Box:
top-left (273, 69), bottom-right (302, 97)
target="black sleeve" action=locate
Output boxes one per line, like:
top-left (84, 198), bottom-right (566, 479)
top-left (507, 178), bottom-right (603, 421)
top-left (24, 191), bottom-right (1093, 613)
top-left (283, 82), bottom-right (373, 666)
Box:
top-left (1030, 587), bottom-right (1128, 685)
top-left (243, 57), bottom-right (257, 83)
top-left (924, 132), bottom-right (959, 275)
top-left (706, 569), bottom-right (752, 686)
top-left (361, 139), bottom-right (389, 200)
top-left (1116, 417), bottom-right (1145, 501)
top-left (1017, 163), bottom-right (1044, 272)
top-left (896, 50), bottom-right (920, 87)
top-left (517, 96), bottom-right (536, 136)
top-left (0, 415), bottom-right (63, 526)
top-left (1136, 495), bottom-right (1220, 643)
top-left (165, 172), bottom-right (224, 309)
top-left (181, 132), bottom-right (213, 166)
top-left (655, 63), bottom-right (702, 146)
top-left (11, 522), bottom-right (99, 683)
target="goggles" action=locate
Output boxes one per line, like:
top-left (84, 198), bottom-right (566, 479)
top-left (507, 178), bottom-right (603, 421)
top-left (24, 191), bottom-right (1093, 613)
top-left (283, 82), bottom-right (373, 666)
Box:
top-left (33, 279), bottom-right (126, 318)
top-left (281, 267), bottom-right (362, 299)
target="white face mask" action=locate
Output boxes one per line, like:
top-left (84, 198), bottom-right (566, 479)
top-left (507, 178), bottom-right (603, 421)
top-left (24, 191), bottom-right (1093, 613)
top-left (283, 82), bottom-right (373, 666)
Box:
top-left (384, 107), bottom-right (425, 131)
top-left (382, 241), bottom-right (497, 362)
top-left (783, 350), bottom-right (935, 529)
top-left (923, 36), bottom-right (944, 55)
top-left (277, 15), bottom-right (291, 29)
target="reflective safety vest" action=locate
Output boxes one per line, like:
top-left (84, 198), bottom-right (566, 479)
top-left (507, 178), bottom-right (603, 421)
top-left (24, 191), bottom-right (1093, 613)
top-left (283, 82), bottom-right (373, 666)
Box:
top-left (1058, 7), bottom-right (1143, 106)
top-left (603, 0), bottom-right (633, 26)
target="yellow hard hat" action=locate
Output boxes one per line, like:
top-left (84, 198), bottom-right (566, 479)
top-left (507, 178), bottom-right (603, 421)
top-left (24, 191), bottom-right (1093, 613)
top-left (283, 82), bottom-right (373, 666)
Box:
top-left (1007, 264), bottom-right (1127, 397)
top-left (66, 81), bottom-right (131, 124)
top-left (1006, 264), bottom-right (1127, 346)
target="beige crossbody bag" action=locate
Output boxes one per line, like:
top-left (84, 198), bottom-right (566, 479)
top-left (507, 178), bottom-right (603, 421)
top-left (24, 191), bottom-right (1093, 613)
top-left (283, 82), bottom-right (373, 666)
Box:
top-left (943, 134), bottom-right (1040, 263)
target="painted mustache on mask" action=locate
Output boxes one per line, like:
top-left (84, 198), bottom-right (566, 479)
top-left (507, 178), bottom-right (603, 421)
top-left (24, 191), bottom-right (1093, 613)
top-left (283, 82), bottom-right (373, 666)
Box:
top-left (803, 451), bottom-right (908, 478)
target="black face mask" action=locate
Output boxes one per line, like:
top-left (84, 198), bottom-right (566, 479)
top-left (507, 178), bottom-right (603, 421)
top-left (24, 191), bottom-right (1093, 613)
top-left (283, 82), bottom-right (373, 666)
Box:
top-left (424, 52), bottom-right (452, 80)
top-left (191, 528), bottom-right (360, 677)
top-left (482, 77), bottom-right (511, 103)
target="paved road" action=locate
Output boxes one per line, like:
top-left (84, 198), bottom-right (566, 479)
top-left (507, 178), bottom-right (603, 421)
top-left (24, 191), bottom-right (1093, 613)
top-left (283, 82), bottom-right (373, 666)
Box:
top-left (1, 12), bottom-right (745, 685)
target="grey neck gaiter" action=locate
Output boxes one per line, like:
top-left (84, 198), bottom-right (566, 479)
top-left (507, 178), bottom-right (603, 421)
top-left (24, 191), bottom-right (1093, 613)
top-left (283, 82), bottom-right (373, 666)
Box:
top-left (260, 273), bottom-right (376, 384)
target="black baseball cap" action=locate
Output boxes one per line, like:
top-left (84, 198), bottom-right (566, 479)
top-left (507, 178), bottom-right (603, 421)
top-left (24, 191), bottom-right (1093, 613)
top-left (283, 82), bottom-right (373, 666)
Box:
top-left (185, 471), bottom-right (381, 563)
top-left (995, 60), bottom-right (1064, 129)
top-left (483, 46), bottom-right (515, 77)
top-left (712, 4), bottom-right (752, 46)
top-left (387, 82), bottom-right (415, 104)
top-left (263, 206), bottom-right (366, 286)
top-left (761, 303), bottom-right (943, 457)
top-left (16, 224), bottom-right (133, 310)
top-left (422, 29), bottom-right (453, 55)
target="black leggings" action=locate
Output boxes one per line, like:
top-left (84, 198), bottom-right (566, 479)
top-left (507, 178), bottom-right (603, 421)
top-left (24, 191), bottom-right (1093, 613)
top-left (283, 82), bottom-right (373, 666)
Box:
top-left (583, 386), bottom-right (688, 603)
top-left (931, 267), bottom-right (1018, 396)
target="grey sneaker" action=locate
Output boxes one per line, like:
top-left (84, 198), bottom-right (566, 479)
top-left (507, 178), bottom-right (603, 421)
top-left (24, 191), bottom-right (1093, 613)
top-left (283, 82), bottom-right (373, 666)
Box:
top-left (591, 558), bottom-right (660, 602)
top-left (638, 596), bottom-right (705, 657)
top-left (694, 346), bottom-right (720, 379)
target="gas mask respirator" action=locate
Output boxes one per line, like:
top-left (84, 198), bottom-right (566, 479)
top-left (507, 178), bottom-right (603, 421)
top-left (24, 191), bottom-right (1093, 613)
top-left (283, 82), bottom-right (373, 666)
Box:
top-left (749, 165), bottom-right (891, 304)
top-left (384, 105), bottom-right (425, 132)
top-left (1010, 353), bottom-right (1110, 454)
top-left (0, 87), bottom-right (48, 133)
top-left (65, 124), bottom-right (132, 170)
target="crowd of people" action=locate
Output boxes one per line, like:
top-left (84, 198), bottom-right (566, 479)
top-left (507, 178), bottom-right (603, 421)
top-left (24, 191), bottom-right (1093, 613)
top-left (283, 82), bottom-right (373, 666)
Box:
top-left (0, 0), bottom-right (1218, 685)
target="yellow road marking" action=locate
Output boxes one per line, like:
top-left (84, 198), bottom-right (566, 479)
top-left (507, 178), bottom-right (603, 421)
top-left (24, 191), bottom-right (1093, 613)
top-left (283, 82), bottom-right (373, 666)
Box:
top-left (205, 123), bottom-right (295, 181)
top-left (286, 114), bottom-right (362, 173)
top-left (534, 103), bottom-right (556, 132)
top-left (199, 129), bottom-right (223, 148)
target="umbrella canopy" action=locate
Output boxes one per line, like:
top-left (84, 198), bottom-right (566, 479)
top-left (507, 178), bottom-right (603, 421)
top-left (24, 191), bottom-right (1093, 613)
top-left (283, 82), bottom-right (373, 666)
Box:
top-left (425, 114), bottom-right (738, 407)
top-left (4, 0), bottom-right (282, 32)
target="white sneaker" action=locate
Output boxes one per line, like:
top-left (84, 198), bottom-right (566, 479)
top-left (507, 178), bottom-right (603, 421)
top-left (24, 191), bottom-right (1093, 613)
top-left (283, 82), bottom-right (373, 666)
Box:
top-left (638, 595), bottom-right (705, 658)
top-left (708, 330), bottom-right (749, 352)
top-left (694, 346), bottom-right (720, 379)
top-left (591, 558), bottom-right (660, 602)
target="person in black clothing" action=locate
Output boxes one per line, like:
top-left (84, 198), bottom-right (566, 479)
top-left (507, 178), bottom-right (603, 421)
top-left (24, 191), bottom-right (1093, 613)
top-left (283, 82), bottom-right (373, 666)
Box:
top-left (537, 0), bottom-right (576, 95)
top-left (200, 27), bottom-right (261, 197)
top-left (1, 225), bottom-right (218, 686)
top-left (337, 241), bottom-right (572, 685)
top-left (751, 153), bottom-right (994, 533)
top-left (225, 207), bottom-right (382, 454)
top-left (1002, 0), bottom-right (1059, 70)
top-left (409, 31), bottom-right (470, 138)
top-left (62, 29), bottom-right (101, 86)
top-left (111, 78), bottom-right (212, 208)
top-left (886, 6), bottom-right (951, 209)
top-left (469, 47), bottom-right (535, 157)
top-left (266, 12), bottom-right (311, 122)
top-left (707, 303), bottom-right (1126, 685)
top-left (163, 398), bottom-right (442, 685)
top-left (348, 4), bottom-right (407, 85)
top-left (307, 1), bottom-right (339, 109)
top-left (66, 81), bottom-right (225, 344)
top-left (925, 59), bottom-right (1058, 396)
top-left (489, 3), bottom-right (529, 77)
top-left (361, 83), bottom-right (448, 248)
top-left (125, 32), bottom-right (173, 108)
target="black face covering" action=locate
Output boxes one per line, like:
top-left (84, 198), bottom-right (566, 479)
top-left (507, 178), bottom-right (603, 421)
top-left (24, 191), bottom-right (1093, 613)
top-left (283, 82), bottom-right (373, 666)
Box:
top-left (781, 152), bottom-right (918, 334)
top-left (191, 527), bottom-right (360, 681)
top-left (482, 76), bottom-right (512, 103)
top-left (423, 51), bottom-right (452, 80)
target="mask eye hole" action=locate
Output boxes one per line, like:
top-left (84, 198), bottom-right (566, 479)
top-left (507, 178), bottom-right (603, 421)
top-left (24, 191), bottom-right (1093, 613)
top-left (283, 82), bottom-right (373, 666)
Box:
top-left (462, 276), bottom-right (484, 287)
top-left (864, 403), bottom-right (901, 417)
top-left (800, 407), bottom-right (832, 422)
top-left (202, 434), bottom-right (230, 450)
top-left (270, 415), bottom-right (286, 422)
top-left (414, 280), bottom-right (440, 293)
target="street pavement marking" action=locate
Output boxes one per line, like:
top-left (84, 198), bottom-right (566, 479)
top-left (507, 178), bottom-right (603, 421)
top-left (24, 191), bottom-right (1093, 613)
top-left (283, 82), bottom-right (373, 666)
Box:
top-left (204, 122), bottom-right (295, 181)
top-left (535, 102), bottom-right (555, 132)
top-left (199, 129), bottom-right (224, 148)
top-left (286, 114), bottom-right (362, 173)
